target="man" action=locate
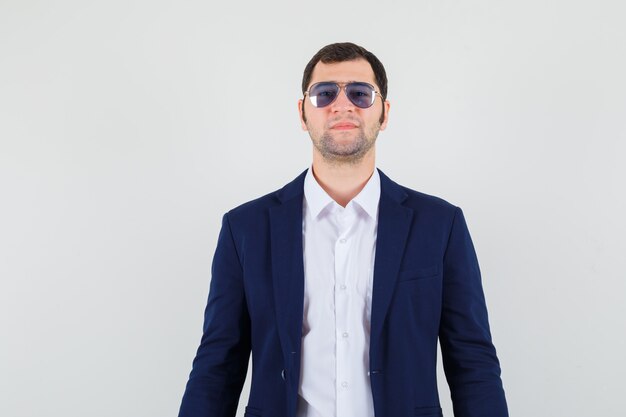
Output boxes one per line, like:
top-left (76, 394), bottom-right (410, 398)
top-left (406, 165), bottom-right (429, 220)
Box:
top-left (178, 42), bottom-right (508, 417)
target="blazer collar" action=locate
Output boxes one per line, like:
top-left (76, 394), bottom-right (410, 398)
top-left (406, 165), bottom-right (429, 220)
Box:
top-left (276, 167), bottom-right (408, 206)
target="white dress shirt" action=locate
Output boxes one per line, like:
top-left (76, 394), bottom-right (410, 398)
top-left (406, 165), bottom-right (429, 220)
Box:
top-left (296, 165), bottom-right (380, 417)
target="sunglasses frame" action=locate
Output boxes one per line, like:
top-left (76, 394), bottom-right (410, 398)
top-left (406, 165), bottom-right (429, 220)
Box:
top-left (304, 81), bottom-right (383, 109)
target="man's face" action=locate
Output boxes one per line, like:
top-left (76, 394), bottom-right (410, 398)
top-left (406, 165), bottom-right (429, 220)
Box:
top-left (298, 58), bottom-right (390, 165)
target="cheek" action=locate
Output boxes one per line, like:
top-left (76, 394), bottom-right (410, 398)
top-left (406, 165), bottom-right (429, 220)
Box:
top-left (305, 111), bottom-right (328, 129)
top-left (364, 112), bottom-right (381, 129)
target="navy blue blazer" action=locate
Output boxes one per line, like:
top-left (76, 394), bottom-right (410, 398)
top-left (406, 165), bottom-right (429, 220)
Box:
top-left (178, 168), bottom-right (508, 417)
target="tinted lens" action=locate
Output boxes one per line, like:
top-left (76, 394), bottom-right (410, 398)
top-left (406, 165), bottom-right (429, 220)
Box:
top-left (346, 82), bottom-right (375, 108)
top-left (309, 82), bottom-right (339, 107)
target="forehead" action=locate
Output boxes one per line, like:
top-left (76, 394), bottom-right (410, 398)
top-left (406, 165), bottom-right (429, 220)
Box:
top-left (309, 58), bottom-right (377, 88)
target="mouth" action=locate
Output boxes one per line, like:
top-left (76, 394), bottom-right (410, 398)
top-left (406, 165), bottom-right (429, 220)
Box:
top-left (331, 122), bottom-right (358, 130)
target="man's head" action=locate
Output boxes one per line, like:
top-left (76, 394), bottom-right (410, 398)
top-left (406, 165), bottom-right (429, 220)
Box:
top-left (298, 42), bottom-right (390, 166)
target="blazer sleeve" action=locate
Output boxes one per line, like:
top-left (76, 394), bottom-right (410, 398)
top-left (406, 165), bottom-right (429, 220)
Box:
top-left (439, 206), bottom-right (509, 417)
top-left (178, 212), bottom-right (251, 417)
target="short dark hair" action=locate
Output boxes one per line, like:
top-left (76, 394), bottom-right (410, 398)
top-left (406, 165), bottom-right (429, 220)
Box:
top-left (301, 42), bottom-right (388, 99)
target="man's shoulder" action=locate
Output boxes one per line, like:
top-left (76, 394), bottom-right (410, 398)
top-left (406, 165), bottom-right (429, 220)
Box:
top-left (223, 169), bottom-right (307, 223)
top-left (398, 183), bottom-right (458, 212)
top-left (379, 169), bottom-right (459, 218)
top-left (227, 188), bottom-right (282, 217)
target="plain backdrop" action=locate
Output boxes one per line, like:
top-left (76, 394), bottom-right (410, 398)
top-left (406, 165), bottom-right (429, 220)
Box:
top-left (1, 1), bottom-right (625, 416)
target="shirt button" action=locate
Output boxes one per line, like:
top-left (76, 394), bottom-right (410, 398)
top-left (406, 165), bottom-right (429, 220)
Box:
top-left (340, 284), bottom-right (347, 290)
top-left (339, 238), bottom-right (347, 243)
top-left (341, 381), bottom-right (348, 388)
top-left (342, 332), bottom-right (349, 338)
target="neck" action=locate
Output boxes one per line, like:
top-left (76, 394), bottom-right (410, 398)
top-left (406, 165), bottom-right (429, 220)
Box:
top-left (310, 148), bottom-right (376, 208)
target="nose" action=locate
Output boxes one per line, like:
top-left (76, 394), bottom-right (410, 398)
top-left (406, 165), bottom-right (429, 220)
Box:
top-left (330, 86), bottom-right (355, 111)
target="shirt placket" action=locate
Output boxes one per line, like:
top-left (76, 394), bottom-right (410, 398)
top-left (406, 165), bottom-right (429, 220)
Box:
top-left (334, 204), bottom-right (355, 417)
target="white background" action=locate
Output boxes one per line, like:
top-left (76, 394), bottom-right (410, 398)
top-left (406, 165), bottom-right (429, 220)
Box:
top-left (1, 1), bottom-right (625, 416)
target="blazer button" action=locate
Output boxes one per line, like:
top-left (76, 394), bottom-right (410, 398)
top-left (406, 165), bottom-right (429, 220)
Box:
top-left (281, 369), bottom-right (286, 380)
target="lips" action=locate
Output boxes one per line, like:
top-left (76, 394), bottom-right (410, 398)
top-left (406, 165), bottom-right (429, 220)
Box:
top-left (331, 121), bottom-right (358, 129)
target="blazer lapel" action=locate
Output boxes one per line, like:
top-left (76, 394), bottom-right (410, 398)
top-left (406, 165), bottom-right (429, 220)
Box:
top-left (269, 169), bottom-right (307, 376)
top-left (369, 169), bottom-right (413, 369)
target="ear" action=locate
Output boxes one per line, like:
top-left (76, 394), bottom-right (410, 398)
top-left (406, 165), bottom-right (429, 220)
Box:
top-left (379, 99), bottom-right (391, 131)
top-left (298, 98), bottom-right (308, 131)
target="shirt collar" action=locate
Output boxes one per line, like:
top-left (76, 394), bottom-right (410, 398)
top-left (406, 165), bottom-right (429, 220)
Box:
top-left (303, 165), bottom-right (380, 220)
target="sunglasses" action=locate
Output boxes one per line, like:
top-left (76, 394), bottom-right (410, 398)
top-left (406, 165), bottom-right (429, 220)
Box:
top-left (304, 81), bottom-right (383, 109)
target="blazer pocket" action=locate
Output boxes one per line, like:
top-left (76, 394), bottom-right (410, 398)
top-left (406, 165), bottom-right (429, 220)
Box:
top-left (244, 405), bottom-right (263, 417)
top-left (398, 265), bottom-right (440, 282)
top-left (414, 405), bottom-right (443, 416)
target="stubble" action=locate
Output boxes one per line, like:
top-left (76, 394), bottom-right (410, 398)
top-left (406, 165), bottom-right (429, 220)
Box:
top-left (310, 123), bottom-right (380, 166)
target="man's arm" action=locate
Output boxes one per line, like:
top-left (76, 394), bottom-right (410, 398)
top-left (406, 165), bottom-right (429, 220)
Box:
top-left (439, 206), bottom-right (509, 417)
top-left (178, 212), bottom-right (251, 417)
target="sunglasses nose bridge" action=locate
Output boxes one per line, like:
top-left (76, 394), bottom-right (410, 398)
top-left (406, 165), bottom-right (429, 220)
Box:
top-left (330, 84), bottom-right (356, 109)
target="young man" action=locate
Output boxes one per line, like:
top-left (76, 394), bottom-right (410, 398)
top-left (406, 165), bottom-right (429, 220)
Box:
top-left (178, 42), bottom-right (508, 417)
